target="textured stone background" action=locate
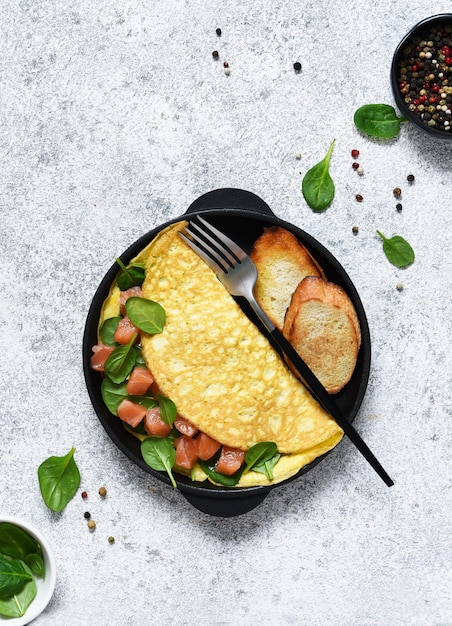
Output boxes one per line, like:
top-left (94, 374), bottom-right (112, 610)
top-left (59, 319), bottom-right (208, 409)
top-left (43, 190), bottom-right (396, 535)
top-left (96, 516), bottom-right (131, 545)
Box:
top-left (0, 1), bottom-right (451, 624)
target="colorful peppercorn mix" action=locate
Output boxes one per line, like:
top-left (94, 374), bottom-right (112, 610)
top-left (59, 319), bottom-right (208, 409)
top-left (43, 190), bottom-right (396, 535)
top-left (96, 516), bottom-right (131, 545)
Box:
top-left (396, 24), bottom-right (452, 132)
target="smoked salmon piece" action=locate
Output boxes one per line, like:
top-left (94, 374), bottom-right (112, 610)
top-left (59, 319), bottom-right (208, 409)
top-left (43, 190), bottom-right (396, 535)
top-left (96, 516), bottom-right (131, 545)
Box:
top-left (90, 344), bottom-right (115, 372)
top-left (114, 316), bottom-right (140, 345)
top-left (144, 407), bottom-right (171, 437)
top-left (117, 399), bottom-right (146, 427)
top-left (215, 446), bottom-right (245, 476)
top-left (175, 435), bottom-right (198, 469)
top-left (174, 416), bottom-right (198, 437)
top-left (196, 433), bottom-right (221, 461)
top-left (126, 367), bottom-right (154, 396)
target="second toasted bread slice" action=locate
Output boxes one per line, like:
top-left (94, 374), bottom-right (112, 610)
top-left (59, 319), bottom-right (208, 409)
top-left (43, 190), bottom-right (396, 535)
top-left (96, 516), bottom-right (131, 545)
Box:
top-left (283, 276), bottom-right (361, 394)
top-left (250, 227), bottom-right (324, 330)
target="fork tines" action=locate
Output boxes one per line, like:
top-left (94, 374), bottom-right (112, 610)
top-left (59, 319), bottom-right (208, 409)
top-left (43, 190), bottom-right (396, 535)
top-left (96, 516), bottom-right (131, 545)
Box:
top-left (180, 216), bottom-right (243, 274)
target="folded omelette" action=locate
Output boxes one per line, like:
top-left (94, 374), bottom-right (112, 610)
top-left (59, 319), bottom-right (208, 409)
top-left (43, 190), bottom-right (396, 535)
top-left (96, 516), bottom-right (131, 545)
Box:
top-left (134, 222), bottom-right (343, 484)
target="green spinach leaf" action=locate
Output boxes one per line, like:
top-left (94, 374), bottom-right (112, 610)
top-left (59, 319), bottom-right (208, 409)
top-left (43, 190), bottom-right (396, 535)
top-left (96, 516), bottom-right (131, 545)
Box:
top-left (116, 258), bottom-right (145, 290)
top-left (0, 561), bottom-right (36, 618)
top-left (104, 334), bottom-right (138, 383)
top-left (101, 378), bottom-right (129, 415)
top-left (244, 442), bottom-right (278, 477)
top-left (24, 553), bottom-right (45, 579)
top-left (0, 524), bottom-right (39, 561)
top-left (251, 453), bottom-right (281, 481)
top-left (302, 139), bottom-right (336, 212)
top-left (0, 555), bottom-right (33, 598)
top-left (99, 316), bottom-right (121, 345)
top-left (377, 231), bottom-right (415, 268)
top-left (141, 437), bottom-right (177, 488)
top-left (38, 447), bottom-right (81, 512)
top-left (125, 297), bottom-right (166, 334)
top-left (354, 104), bottom-right (406, 138)
top-left (157, 394), bottom-right (177, 428)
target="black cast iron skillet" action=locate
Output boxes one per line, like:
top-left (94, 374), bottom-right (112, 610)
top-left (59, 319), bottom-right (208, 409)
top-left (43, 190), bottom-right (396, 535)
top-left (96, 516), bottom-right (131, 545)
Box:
top-left (83, 188), bottom-right (371, 517)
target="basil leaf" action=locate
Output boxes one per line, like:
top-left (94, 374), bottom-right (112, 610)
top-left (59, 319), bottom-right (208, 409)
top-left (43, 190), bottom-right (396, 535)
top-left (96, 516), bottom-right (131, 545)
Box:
top-left (116, 258), bottom-right (145, 290)
top-left (101, 378), bottom-right (129, 415)
top-left (24, 553), bottom-right (45, 579)
top-left (157, 394), bottom-right (177, 427)
top-left (99, 317), bottom-right (121, 346)
top-left (251, 453), bottom-right (281, 481)
top-left (125, 297), bottom-right (166, 334)
top-left (0, 555), bottom-right (33, 598)
top-left (244, 442), bottom-right (278, 475)
top-left (141, 437), bottom-right (177, 488)
top-left (354, 104), bottom-right (406, 138)
top-left (104, 335), bottom-right (138, 383)
top-left (38, 447), bottom-right (81, 512)
top-left (0, 561), bottom-right (36, 618)
top-left (302, 139), bottom-right (335, 211)
top-left (377, 231), bottom-right (415, 268)
top-left (0, 524), bottom-right (39, 561)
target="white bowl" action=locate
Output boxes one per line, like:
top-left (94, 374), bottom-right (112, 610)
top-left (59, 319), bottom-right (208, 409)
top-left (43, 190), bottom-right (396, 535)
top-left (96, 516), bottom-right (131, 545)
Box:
top-left (0, 515), bottom-right (56, 625)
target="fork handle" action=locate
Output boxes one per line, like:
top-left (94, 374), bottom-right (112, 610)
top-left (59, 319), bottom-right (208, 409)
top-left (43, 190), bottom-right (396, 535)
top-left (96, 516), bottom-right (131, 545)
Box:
top-left (266, 326), bottom-right (394, 487)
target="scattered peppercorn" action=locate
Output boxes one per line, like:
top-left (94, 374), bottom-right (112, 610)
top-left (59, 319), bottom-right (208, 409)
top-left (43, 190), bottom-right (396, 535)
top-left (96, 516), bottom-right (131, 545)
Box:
top-left (295, 152), bottom-right (302, 159)
top-left (108, 536), bottom-right (115, 544)
top-left (224, 67), bottom-right (231, 76)
top-left (351, 149), bottom-right (360, 158)
top-left (99, 486), bottom-right (107, 497)
top-left (396, 203), bottom-right (403, 211)
top-left (223, 61), bottom-right (229, 68)
top-left (293, 61), bottom-right (302, 72)
top-left (216, 28), bottom-right (222, 36)
top-left (84, 511), bottom-right (91, 519)
top-left (352, 226), bottom-right (359, 235)
top-left (81, 491), bottom-right (88, 499)
top-left (87, 520), bottom-right (96, 531)
top-left (212, 50), bottom-right (219, 59)
top-left (393, 187), bottom-right (402, 198)
top-left (355, 194), bottom-right (363, 202)
top-left (396, 282), bottom-right (404, 291)
top-left (352, 162), bottom-right (360, 170)
top-left (357, 166), bottom-right (364, 176)
top-left (407, 174), bottom-right (415, 183)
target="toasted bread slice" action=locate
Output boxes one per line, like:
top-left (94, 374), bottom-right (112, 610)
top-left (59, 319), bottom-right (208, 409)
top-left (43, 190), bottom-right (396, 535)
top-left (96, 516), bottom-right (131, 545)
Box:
top-left (250, 227), bottom-right (324, 330)
top-left (283, 276), bottom-right (361, 394)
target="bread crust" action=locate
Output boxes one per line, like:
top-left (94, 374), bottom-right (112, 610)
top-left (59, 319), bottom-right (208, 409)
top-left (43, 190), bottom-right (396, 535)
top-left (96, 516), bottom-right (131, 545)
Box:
top-left (250, 227), bottom-right (324, 330)
top-left (283, 276), bottom-right (361, 393)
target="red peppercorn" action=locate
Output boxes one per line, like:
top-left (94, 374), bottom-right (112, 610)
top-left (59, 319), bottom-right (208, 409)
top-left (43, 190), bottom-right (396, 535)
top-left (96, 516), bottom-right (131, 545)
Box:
top-left (418, 95), bottom-right (426, 103)
top-left (443, 46), bottom-right (451, 56)
top-left (432, 84), bottom-right (440, 93)
top-left (411, 64), bottom-right (419, 71)
top-left (446, 57), bottom-right (452, 66)
top-left (399, 82), bottom-right (406, 89)
top-left (81, 491), bottom-right (88, 499)
top-left (351, 149), bottom-right (359, 158)
top-left (355, 194), bottom-right (363, 202)
top-left (352, 162), bottom-right (359, 170)
top-left (429, 96), bottom-right (438, 103)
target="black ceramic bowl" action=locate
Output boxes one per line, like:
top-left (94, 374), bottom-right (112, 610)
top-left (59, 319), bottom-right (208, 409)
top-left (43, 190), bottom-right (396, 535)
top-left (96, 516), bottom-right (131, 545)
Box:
top-left (83, 189), bottom-right (371, 517)
top-left (391, 14), bottom-right (452, 138)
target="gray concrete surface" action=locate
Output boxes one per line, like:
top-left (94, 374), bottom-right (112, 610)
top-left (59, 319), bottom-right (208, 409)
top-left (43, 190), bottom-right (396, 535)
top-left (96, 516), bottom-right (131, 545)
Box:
top-left (0, 1), bottom-right (451, 624)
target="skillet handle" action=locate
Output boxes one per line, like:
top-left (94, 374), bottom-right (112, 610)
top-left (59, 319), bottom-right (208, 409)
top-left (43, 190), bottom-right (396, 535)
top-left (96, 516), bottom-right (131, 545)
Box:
top-left (185, 188), bottom-right (274, 217)
top-left (181, 488), bottom-right (270, 517)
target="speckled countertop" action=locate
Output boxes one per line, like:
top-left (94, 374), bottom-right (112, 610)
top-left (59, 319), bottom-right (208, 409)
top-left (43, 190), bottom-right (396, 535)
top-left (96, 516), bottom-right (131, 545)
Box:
top-left (0, 1), bottom-right (451, 624)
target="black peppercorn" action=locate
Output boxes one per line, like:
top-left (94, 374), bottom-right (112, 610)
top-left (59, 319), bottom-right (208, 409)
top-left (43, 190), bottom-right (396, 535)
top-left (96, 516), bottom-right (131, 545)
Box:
top-left (216, 28), bottom-right (222, 36)
top-left (407, 174), bottom-right (415, 183)
top-left (396, 203), bottom-right (403, 211)
top-left (293, 61), bottom-right (302, 72)
top-left (212, 50), bottom-right (219, 59)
